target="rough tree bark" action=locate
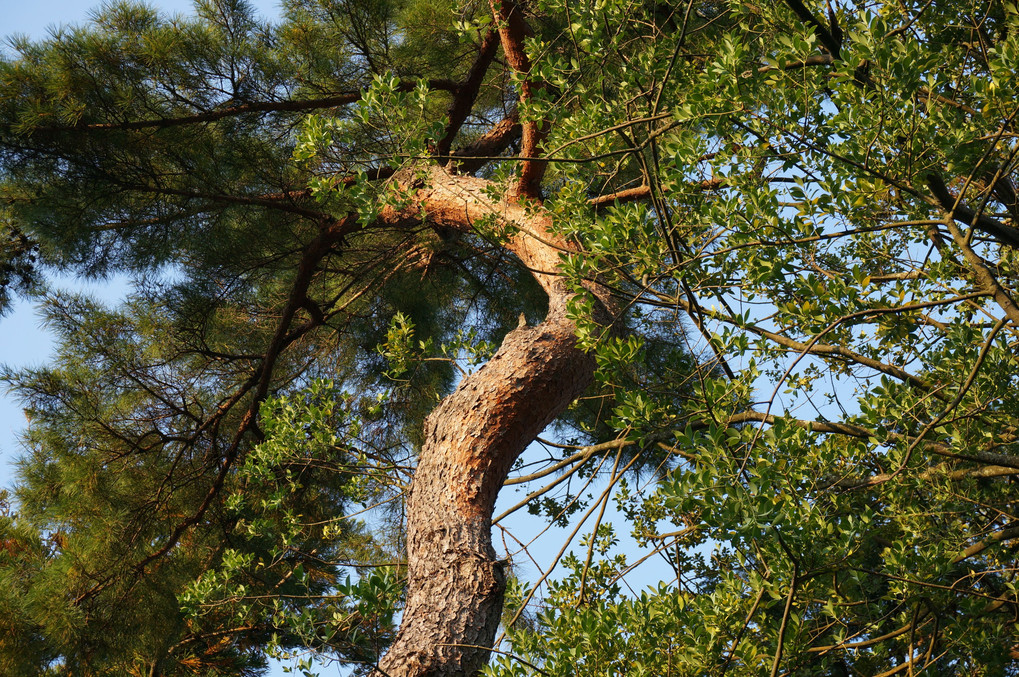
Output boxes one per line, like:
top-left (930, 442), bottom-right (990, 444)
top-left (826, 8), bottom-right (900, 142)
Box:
top-left (372, 165), bottom-right (611, 676)
top-left (366, 0), bottom-right (604, 671)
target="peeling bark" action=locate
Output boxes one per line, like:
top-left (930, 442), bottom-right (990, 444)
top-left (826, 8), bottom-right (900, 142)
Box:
top-left (374, 316), bottom-right (593, 676)
top-left (372, 166), bottom-right (607, 676)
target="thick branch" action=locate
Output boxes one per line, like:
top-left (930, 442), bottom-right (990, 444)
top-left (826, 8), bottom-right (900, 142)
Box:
top-left (383, 164), bottom-right (614, 313)
top-left (927, 173), bottom-right (1019, 249)
top-left (952, 524), bottom-right (1019, 564)
top-left (450, 113), bottom-right (522, 175)
top-left (436, 30), bottom-right (501, 158)
top-left (938, 214), bottom-right (1019, 325)
top-left (490, 0), bottom-right (548, 197)
top-left (372, 165), bottom-right (611, 675)
top-left (131, 216), bottom-right (357, 576)
top-left (375, 318), bottom-right (594, 676)
top-left (782, 0), bottom-right (843, 59)
top-left (119, 183), bottom-right (335, 221)
top-left (29, 81), bottom-right (459, 134)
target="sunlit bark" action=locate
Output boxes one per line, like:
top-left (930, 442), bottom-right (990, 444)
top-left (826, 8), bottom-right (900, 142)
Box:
top-left (372, 166), bottom-right (606, 676)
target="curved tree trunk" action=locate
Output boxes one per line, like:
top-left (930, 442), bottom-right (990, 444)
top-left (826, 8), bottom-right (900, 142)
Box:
top-left (373, 166), bottom-right (608, 676)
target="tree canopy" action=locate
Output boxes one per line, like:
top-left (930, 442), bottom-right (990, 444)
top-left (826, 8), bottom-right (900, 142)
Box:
top-left (2, 0), bottom-right (1019, 675)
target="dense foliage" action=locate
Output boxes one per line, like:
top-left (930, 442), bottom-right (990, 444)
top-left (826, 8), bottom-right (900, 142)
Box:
top-left (2, 0), bottom-right (1019, 675)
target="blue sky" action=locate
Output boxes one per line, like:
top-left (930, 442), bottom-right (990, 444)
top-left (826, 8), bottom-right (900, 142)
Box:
top-left (6, 0), bottom-right (282, 42)
top-left (0, 6), bottom-right (303, 674)
top-left (0, 0), bottom-right (283, 482)
top-left (0, 6), bottom-right (676, 674)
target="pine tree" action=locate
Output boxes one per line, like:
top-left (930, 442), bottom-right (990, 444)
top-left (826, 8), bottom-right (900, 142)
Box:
top-left (3, 0), bottom-right (1019, 676)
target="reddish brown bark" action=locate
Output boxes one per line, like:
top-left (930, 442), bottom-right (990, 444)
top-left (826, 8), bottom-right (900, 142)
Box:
top-left (436, 30), bottom-right (501, 159)
top-left (490, 0), bottom-right (548, 198)
top-left (370, 7), bottom-right (612, 667)
top-left (450, 113), bottom-right (522, 175)
top-left (372, 166), bottom-right (607, 676)
top-left (374, 316), bottom-right (593, 676)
